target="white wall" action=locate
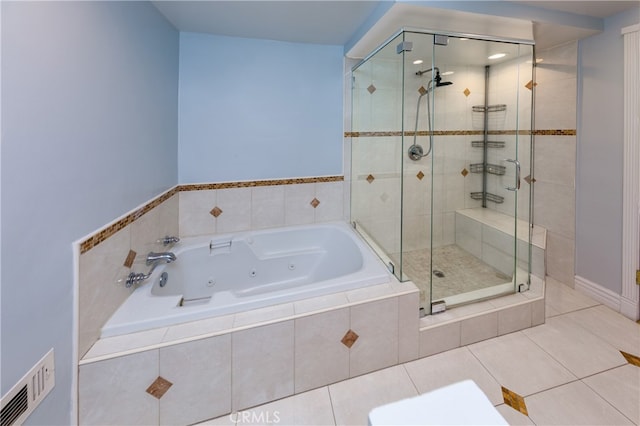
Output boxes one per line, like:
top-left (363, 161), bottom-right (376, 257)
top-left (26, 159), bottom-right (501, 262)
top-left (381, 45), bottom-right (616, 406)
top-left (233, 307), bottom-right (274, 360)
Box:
top-left (178, 32), bottom-right (344, 183)
top-left (0, 2), bottom-right (178, 423)
top-left (576, 7), bottom-right (640, 294)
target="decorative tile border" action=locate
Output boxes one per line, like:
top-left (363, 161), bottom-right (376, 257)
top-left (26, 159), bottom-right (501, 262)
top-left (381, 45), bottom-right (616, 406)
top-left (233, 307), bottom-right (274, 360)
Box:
top-left (79, 176), bottom-right (344, 254)
top-left (79, 187), bottom-right (178, 254)
top-left (179, 176), bottom-right (342, 192)
top-left (345, 129), bottom-right (576, 137)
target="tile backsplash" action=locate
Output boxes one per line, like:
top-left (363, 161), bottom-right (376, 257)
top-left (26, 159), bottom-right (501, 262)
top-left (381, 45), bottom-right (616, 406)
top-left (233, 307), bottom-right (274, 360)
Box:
top-left (77, 176), bottom-right (345, 359)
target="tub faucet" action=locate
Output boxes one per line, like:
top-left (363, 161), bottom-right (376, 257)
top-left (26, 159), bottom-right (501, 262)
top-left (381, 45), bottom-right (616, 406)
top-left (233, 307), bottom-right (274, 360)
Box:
top-left (125, 252), bottom-right (177, 288)
top-left (147, 251), bottom-right (177, 265)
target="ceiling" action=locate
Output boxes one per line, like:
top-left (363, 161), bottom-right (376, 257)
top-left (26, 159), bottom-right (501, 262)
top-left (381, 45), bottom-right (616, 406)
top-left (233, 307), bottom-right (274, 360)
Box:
top-left (153, 1), bottom-right (640, 46)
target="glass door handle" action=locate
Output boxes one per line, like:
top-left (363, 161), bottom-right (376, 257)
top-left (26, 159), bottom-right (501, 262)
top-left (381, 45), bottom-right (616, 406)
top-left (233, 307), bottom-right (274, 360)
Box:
top-left (504, 159), bottom-right (520, 191)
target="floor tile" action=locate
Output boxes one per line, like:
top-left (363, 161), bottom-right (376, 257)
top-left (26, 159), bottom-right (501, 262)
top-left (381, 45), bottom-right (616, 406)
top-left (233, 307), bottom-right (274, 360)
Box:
top-left (565, 305), bottom-right (640, 356)
top-left (404, 347), bottom-right (503, 405)
top-left (525, 380), bottom-right (633, 425)
top-left (468, 332), bottom-right (576, 396)
top-left (234, 387), bottom-right (336, 426)
top-left (583, 364), bottom-right (640, 424)
top-left (522, 315), bottom-right (627, 378)
top-left (328, 365), bottom-right (418, 426)
top-left (544, 277), bottom-right (600, 315)
top-left (494, 404), bottom-right (535, 425)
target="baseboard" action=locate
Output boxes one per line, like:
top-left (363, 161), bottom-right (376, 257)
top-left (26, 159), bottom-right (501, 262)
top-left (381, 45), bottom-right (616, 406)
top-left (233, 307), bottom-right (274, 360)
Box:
top-left (574, 275), bottom-right (621, 311)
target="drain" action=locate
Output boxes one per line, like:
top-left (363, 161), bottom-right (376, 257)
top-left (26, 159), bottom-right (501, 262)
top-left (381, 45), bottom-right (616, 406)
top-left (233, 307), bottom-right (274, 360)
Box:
top-left (433, 269), bottom-right (445, 278)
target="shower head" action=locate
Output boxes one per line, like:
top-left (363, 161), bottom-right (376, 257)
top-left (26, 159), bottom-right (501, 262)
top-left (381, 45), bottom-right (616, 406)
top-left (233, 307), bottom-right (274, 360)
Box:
top-left (416, 67), bottom-right (453, 87)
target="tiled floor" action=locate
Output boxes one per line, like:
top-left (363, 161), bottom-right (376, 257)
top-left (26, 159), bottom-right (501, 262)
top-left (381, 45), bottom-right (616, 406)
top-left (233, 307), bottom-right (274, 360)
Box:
top-left (201, 277), bottom-right (640, 426)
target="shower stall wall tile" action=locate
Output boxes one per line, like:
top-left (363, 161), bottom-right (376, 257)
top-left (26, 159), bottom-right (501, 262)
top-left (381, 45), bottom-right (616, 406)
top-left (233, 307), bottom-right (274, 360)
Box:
top-left (419, 322), bottom-right (461, 358)
top-left (498, 304), bottom-right (532, 336)
top-left (460, 311), bottom-right (498, 346)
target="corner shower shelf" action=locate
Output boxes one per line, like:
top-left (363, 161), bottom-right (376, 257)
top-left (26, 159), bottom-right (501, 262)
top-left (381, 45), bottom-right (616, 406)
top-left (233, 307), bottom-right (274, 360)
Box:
top-left (469, 163), bottom-right (506, 175)
top-left (470, 192), bottom-right (504, 204)
top-left (471, 140), bottom-right (505, 148)
top-left (472, 104), bottom-right (507, 113)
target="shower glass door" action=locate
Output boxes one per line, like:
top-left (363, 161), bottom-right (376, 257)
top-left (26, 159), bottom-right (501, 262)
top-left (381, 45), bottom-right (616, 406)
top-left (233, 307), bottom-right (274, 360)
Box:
top-left (350, 30), bottom-right (534, 315)
top-left (401, 32), bottom-right (533, 312)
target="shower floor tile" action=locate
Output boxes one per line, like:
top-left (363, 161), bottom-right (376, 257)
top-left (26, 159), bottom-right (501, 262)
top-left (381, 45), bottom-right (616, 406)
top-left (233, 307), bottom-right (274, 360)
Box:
top-left (392, 245), bottom-right (511, 305)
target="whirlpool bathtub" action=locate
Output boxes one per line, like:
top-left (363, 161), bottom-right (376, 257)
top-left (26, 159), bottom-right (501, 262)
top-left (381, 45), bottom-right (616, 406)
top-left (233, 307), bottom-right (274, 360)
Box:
top-left (101, 221), bottom-right (391, 337)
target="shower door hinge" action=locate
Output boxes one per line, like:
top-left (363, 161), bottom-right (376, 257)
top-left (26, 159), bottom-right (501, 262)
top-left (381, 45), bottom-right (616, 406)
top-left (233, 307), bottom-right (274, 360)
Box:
top-left (396, 41), bottom-right (413, 54)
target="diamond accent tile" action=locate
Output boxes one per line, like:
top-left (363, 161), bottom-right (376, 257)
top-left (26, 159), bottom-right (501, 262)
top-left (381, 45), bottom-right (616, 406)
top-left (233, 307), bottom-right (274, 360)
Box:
top-left (621, 350), bottom-right (640, 367)
top-left (502, 386), bottom-right (528, 416)
top-left (146, 376), bottom-right (173, 399)
top-left (418, 86), bottom-right (428, 96)
top-left (463, 88), bottom-right (471, 97)
top-left (367, 84), bottom-right (376, 94)
top-left (123, 249), bottom-right (136, 269)
top-left (524, 175), bottom-right (536, 184)
top-left (341, 329), bottom-right (359, 348)
top-left (366, 174), bottom-right (375, 184)
top-left (310, 198), bottom-right (320, 208)
top-left (416, 171), bottom-right (425, 180)
top-left (461, 168), bottom-right (469, 177)
top-left (525, 80), bottom-right (537, 90)
top-left (210, 206), bottom-right (223, 218)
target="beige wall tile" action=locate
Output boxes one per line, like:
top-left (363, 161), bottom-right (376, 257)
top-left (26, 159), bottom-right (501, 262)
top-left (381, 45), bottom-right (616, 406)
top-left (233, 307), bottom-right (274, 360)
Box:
top-left (160, 335), bottom-right (232, 425)
top-left (179, 189), bottom-right (217, 237)
top-left (79, 350), bottom-right (159, 425)
top-left (398, 292), bottom-right (420, 363)
top-left (460, 311), bottom-right (498, 345)
top-left (251, 185), bottom-right (285, 229)
top-left (232, 321), bottom-right (294, 411)
top-left (419, 321), bottom-right (461, 357)
top-left (294, 308), bottom-right (350, 393)
top-left (349, 298), bottom-right (399, 377)
top-left (78, 226), bottom-right (132, 358)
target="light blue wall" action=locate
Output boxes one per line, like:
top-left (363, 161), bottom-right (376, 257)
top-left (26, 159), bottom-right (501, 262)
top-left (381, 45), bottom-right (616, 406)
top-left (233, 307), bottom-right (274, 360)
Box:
top-left (178, 32), bottom-right (344, 183)
top-left (0, 2), bottom-right (178, 423)
top-left (575, 6), bottom-right (640, 293)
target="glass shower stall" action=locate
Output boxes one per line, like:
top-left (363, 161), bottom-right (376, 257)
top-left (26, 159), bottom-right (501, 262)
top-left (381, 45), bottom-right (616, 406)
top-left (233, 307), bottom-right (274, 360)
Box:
top-left (350, 30), bottom-right (534, 315)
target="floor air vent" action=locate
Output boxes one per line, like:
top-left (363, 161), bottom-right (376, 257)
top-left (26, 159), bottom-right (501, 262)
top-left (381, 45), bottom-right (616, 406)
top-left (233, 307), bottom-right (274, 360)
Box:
top-left (1, 349), bottom-right (55, 426)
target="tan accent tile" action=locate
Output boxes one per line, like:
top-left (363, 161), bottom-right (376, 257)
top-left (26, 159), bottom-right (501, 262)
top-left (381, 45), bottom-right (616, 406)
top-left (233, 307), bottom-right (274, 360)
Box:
top-left (416, 171), bottom-right (425, 180)
top-left (418, 86), bottom-right (427, 96)
top-left (524, 175), bottom-right (536, 184)
top-left (366, 174), bottom-right (375, 184)
top-left (210, 206), bottom-right (223, 218)
top-left (310, 198), bottom-right (320, 208)
top-left (146, 376), bottom-right (173, 399)
top-left (367, 84), bottom-right (376, 94)
top-left (620, 350), bottom-right (640, 367)
top-left (502, 386), bottom-right (528, 415)
top-left (341, 329), bottom-right (359, 349)
top-left (461, 168), bottom-right (469, 177)
top-left (464, 88), bottom-right (471, 97)
top-left (525, 80), bottom-right (537, 90)
top-left (123, 250), bottom-right (136, 269)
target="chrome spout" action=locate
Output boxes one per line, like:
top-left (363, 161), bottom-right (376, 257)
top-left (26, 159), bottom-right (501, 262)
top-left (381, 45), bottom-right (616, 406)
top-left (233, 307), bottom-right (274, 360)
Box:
top-left (146, 252), bottom-right (177, 265)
